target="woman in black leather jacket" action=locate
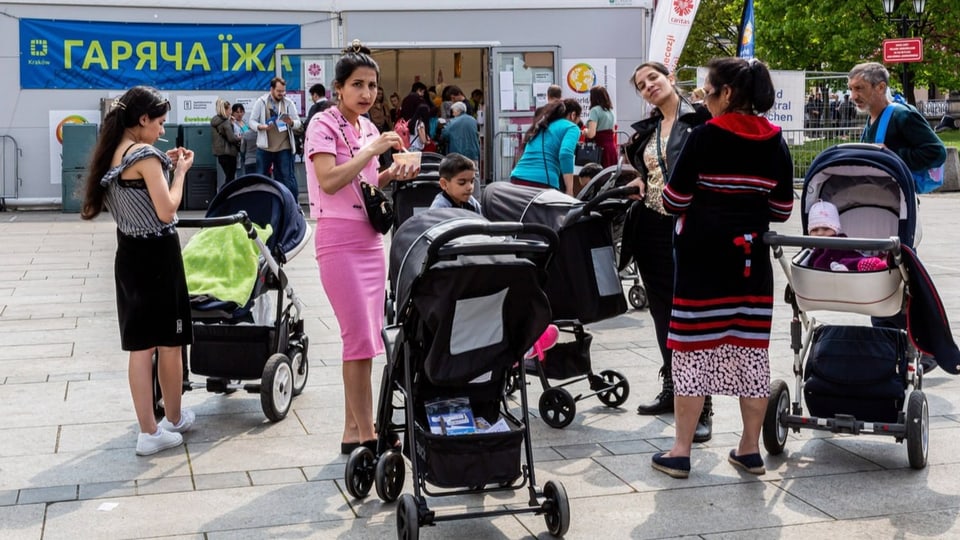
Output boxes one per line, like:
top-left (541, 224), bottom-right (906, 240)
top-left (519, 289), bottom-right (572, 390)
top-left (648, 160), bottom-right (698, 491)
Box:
top-left (622, 62), bottom-right (714, 441)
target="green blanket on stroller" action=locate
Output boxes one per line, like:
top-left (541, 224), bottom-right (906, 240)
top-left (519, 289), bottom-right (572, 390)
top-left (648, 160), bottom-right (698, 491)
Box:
top-left (182, 223), bottom-right (273, 306)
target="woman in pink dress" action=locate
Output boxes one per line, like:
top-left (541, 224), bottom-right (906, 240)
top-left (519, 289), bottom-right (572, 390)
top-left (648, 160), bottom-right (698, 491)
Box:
top-left (305, 42), bottom-right (419, 454)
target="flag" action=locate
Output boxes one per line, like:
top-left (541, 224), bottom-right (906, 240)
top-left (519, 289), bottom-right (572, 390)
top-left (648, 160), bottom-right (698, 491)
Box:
top-left (647, 0), bottom-right (702, 73)
top-left (737, 0), bottom-right (756, 59)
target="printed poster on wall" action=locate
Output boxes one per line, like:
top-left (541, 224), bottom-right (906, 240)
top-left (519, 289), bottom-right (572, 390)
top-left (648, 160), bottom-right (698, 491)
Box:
top-left (49, 110), bottom-right (100, 185)
top-left (560, 58), bottom-right (617, 120)
top-left (176, 95), bottom-right (218, 124)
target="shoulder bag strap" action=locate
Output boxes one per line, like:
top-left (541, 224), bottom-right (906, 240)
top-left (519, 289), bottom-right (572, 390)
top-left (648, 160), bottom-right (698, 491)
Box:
top-left (872, 104), bottom-right (897, 144)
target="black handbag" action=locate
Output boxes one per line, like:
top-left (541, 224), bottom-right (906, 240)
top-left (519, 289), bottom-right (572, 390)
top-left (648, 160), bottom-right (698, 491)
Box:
top-left (575, 142), bottom-right (602, 166)
top-left (359, 180), bottom-right (395, 234)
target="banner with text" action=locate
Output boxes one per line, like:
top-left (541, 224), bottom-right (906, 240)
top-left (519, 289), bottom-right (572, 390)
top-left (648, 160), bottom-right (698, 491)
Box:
top-left (20, 19), bottom-right (300, 90)
top-left (647, 0), bottom-right (701, 73)
top-left (697, 67), bottom-right (805, 142)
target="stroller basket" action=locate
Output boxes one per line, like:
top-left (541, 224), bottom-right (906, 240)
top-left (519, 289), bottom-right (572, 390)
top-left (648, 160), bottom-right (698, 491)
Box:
top-left (412, 415), bottom-right (524, 489)
top-left (191, 324), bottom-right (278, 380)
top-left (804, 325), bottom-right (909, 424)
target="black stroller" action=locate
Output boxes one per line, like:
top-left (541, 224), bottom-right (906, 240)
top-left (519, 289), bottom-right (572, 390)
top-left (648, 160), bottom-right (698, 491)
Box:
top-left (483, 182), bottom-right (635, 428)
top-left (344, 209), bottom-right (571, 538)
top-left (153, 175), bottom-right (311, 423)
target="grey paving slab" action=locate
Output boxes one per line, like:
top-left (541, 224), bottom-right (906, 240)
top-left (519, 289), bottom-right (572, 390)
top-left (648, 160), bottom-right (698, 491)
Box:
top-left (42, 482), bottom-right (353, 539)
top-left (248, 467), bottom-right (306, 486)
top-left (193, 472), bottom-right (251, 492)
top-left (78, 480), bottom-right (137, 501)
top-left (703, 508), bottom-right (960, 539)
top-left (17, 484), bottom-right (78, 504)
top-left (0, 503), bottom-right (45, 540)
top-left (0, 489), bottom-right (18, 506)
top-left (0, 426), bottom-right (57, 457)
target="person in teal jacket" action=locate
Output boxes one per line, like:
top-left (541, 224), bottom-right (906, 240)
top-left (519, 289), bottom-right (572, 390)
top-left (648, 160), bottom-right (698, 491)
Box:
top-left (849, 62), bottom-right (946, 172)
top-left (509, 99), bottom-right (582, 196)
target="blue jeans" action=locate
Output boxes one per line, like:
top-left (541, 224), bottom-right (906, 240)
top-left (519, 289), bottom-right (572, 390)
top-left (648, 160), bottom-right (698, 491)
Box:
top-left (256, 149), bottom-right (297, 198)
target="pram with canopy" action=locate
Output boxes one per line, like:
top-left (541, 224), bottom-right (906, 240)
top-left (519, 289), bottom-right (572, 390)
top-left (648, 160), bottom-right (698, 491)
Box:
top-left (152, 174), bottom-right (312, 423)
top-left (482, 182), bottom-right (635, 428)
top-left (763, 144), bottom-right (960, 469)
top-left (343, 208), bottom-right (571, 538)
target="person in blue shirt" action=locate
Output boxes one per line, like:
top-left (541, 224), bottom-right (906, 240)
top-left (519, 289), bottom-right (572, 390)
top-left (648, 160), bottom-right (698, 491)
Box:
top-left (440, 102), bottom-right (480, 162)
top-left (430, 153), bottom-right (481, 213)
top-left (509, 99), bottom-right (582, 196)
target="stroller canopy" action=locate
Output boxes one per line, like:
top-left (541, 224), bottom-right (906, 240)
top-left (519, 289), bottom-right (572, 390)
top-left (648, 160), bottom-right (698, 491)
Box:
top-left (482, 182), bottom-right (584, 230)
top-left (802, 144), bottom-right (917, 248)
top-left (205, 174), bottom-right (311, 261)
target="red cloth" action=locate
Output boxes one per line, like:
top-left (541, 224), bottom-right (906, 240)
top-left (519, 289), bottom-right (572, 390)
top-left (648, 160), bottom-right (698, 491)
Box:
top-left (592, 129), bottom-right (617, 168)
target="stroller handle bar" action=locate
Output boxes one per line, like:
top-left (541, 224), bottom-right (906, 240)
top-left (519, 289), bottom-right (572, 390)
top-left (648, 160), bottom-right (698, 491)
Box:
top-left (763, 231), bottom-right (901, 256)
top-left (425, 222), bottom-right (559, 267)
top-left (564, 186), bottom-right (640, 228)
top-left (178, 212), bottom-right (258, 238)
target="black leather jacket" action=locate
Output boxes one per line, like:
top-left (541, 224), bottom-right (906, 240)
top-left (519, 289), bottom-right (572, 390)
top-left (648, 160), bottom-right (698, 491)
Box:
top-left (624, 98), bottom-right (711, 182)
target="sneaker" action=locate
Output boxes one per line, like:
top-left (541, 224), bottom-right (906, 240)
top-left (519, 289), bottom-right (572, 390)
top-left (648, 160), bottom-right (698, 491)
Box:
top-left (136, 428), bottom-right (183, 456)
top-left (159, 408), bottom-right (195, 434)
top-left (524, 324), bottom-right (560, 360)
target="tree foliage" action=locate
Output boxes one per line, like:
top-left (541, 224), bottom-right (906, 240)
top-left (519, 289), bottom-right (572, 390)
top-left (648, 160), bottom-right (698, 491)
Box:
top-left (678, 0), bottom-right (960, 100)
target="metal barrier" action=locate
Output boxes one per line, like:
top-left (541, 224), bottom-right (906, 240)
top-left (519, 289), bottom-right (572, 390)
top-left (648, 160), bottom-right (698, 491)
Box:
top-left (782, 126), bottom-right (865, 182)
top-left (0, 135), bottom-right (22, 211)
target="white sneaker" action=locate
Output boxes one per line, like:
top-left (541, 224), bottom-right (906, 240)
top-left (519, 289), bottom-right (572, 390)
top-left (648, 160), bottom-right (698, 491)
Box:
top-left (159, 408), bottom-right (195, 434)
top-left (136, 428), bottom-right (183, 456)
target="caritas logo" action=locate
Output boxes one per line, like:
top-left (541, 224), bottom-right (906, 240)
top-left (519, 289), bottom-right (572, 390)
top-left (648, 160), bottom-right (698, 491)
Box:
top-left (670, 0), bottom-right (696, 23)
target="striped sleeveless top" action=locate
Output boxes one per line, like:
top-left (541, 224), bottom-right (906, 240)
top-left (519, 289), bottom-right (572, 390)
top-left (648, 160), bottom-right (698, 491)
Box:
top-left (100, 145), bottom-right (177, 238)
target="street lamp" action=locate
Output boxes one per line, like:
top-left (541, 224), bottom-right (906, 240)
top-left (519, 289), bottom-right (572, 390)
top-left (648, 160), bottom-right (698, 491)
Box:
top-left (881, 0), bottom-right (926, 104)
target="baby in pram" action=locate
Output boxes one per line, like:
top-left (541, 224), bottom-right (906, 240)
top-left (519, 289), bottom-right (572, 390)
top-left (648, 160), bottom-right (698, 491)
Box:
top-left (806, 200), bottom-right (888, 272)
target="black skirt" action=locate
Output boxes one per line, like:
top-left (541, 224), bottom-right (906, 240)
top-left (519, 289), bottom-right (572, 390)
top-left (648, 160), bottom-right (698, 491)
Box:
top-left (115, 229), bottom-right (193, 351)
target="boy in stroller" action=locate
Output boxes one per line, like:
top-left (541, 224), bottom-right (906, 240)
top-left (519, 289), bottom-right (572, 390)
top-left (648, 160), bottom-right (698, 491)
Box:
top-left (807, 200), bottom-right (888, 272)
top-left (429, 152), bottom-right (481, 212)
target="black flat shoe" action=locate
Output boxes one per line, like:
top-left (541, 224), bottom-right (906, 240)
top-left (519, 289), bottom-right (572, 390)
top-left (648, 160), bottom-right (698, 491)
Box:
top-left (340, 441), bottom-right (361, 455)
top-left (728, 450), bottom-right (765, 475)
top-left (651, 452), bottom-right (690, 479)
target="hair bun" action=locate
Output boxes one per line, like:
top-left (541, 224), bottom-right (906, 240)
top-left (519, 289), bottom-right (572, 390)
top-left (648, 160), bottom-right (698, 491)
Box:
top-left (343, 39), bottom-right (371, 56)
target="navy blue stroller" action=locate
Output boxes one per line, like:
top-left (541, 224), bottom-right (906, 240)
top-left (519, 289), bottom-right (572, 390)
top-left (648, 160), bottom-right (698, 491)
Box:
top-left (152, 174), bottom-right (311, 423)
top-left (763, 144), bottom-right (959, 469)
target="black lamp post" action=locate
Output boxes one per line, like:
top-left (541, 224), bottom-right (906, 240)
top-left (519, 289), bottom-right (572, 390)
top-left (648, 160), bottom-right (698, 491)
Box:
top-left (881, 0), bottom-right (926, 104)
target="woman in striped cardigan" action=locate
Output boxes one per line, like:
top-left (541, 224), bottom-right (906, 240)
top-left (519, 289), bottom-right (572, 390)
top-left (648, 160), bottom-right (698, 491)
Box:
top-left (650, 57), bottom-right (794, 479)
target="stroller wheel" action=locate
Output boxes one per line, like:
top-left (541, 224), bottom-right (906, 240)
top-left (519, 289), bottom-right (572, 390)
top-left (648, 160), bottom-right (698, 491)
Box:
top-left (375, 449), bottom-right (405, 502)
top-left (596, 370), bottom-right (630, 408)
top-left (345, 446), bottom-right (376, 499)
top-left (260, 353), bottom-right (293, 422)
top-left (396, 493), bottom-right (420, 540)
top-left (539, 388), bottom-right (576, 429)
top-left (762, 380), bottom-right (790, 455)
top-left (628, 284), bottom-right (647, 310)
top-left (906, 390), bottom-right (929, 470)
top-left (542, 480), bottom-right (570, 537)
top-left (288, 336), bottom-right (309, 397)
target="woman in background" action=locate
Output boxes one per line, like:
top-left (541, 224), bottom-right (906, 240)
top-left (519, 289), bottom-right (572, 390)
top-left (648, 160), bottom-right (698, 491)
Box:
top-left (583, 85), bottom-right (618, 167)
top-left (211, 98), bottom-right (240, 184)
top-left (509, 99), bottom-right (582, 196)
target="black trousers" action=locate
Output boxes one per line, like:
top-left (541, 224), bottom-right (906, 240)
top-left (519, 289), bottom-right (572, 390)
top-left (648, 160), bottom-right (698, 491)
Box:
top-left (217, 154), bottom-right (238, 184)
top-left (628, 206), bottom-right (676, 369)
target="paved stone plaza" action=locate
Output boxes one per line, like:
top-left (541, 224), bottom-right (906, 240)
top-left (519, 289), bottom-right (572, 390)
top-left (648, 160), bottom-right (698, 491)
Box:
top-left (2, 195), bottom-right (960, 539)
